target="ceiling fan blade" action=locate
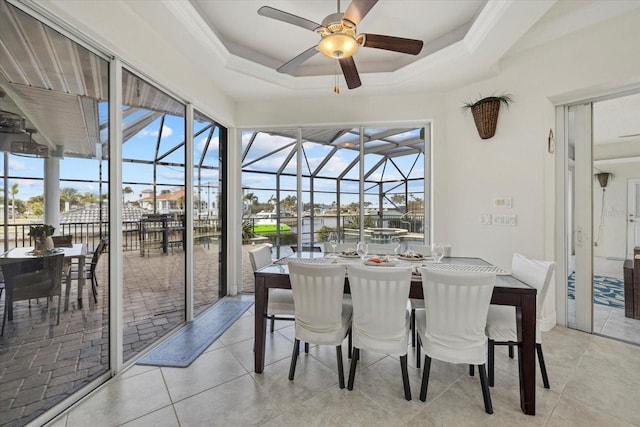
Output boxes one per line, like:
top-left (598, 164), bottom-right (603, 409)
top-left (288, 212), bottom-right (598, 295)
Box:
top-left (339, 57), bottom-right (361, 90)
top-left (258, 6), bottom-right (322, 32)
top-left (277, 46), bottom-right (319, 75)
top-left (359, 33), bottom-right (423, 55)
top-left (343, 0), bottom-right (378, 26)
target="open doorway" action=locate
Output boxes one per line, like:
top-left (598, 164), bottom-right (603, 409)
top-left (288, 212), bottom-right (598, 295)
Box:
top-left (590, 92), bottom-right (640, 344)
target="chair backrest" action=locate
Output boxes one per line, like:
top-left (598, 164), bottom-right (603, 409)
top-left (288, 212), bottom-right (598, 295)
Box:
top-left (347, 264), bottom-right (412, 356)
top-left (421, 268), bottom-right (496, 365)
top-left (511, 253), bottom-right (556, 316)
top-left (249, 245), bottom-right (273, 272)
top-left (1, 254), bottom-right (65, 301)
top-left (90, 239), bottom-right (108, 274)
top-left (288, 261), bottom-right (348, 344)
top-left (51, 235), bottom-right (73, 247)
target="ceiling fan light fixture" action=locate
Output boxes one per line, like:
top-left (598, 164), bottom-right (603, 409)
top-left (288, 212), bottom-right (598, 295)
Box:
top-left (318, 33), bottom-right (358, 59)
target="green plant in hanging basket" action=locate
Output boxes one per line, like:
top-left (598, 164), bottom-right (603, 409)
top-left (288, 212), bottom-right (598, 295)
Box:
top-left (462, 93), bottom-right (513, 139)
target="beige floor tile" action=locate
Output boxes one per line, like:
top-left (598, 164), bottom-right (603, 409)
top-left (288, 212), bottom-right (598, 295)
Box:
top-left (406, 375), bottom-right (547, 427)
top-left (65, 369), bottom-right (172, 426)
top-left (228, 332), bottom-right (294, 371)
top-left (160, 347), bottom-right (248, 402)
top-left (173, 374), bottom-right (282, 426)
top-left (261, 386), bottom-right (399, 427)
top-left (52, 301), bottom-right (640, 427)
top-left (546, 396), bottom-right (636, 427)
top-left (563, 337), bottom-right (640, 425)
top-left (120, 405), bottom-right (179, 427)
top-left (251, 356), bottom-right (342, 411)
top-left (346, 356), bottom-right (423, 423)
top-left (216, 314), bottom-right (256, 346)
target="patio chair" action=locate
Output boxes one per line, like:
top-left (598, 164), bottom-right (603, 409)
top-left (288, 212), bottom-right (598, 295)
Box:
top-left (51, 235), bottom-right (73, 247)
top-left (69, 239), bottom-right (108, 304)
top-left (417, 268), bottom-right (496, 413)
top-left (288, 261), bottom-right (352, 388)
top-left (1, 253), bottom-right (65, 336)
top-left (346, 264), bottom-right (413, 400)
top-left (485, 253), bottom-right (555, 389)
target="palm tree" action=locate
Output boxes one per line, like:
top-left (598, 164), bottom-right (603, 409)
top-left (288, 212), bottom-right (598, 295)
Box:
top-left (281, 194), bottom-right (297, 215)
top-left (390, 194), bottom-right (405, 208)
top-left (243, 192), bottom-right (258, 215)
top-left (123, 186), bottom-right (133, 204)
top-left (243, 192), bottom-right (258, 205)
top-left (10, 183), bottom-right (19, 223)
top-left (60, 187), bottom-right (79, 212)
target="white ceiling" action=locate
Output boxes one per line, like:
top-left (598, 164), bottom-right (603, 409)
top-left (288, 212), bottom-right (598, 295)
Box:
top-left (127, 0), bottom-right (640, 101)
top-left (2, 0), bottom-right (640, 160)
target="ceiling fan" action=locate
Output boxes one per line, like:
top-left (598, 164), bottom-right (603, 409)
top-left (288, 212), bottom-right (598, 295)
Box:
top-left (258, 0), bottom-right (424, 91)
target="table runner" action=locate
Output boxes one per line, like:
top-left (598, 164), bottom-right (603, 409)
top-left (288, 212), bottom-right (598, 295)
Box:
top-left (275, 255), bottom-right (508, 274)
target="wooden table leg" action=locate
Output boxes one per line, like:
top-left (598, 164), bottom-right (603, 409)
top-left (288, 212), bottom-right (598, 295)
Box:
top-left (516, 293), bottom-right (537, 415)
top-left (254, 275), bottom-right (268, 373)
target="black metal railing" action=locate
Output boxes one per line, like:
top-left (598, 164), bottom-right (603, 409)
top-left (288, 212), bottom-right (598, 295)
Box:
top-left (1, 218), bottom-right (221, 254)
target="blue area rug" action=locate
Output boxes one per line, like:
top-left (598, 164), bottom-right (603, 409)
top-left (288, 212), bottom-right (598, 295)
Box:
top-left (137, 297), bottom-right (253, 367)
top-left (567, 273), bottom-right (624, 309)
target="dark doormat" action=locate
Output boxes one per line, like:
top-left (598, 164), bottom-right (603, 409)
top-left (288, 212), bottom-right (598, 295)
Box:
top-left (137, 297), bottom-right (253, 367)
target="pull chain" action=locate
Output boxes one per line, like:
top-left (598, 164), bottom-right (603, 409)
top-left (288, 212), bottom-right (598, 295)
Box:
top-left (334, 60), bottom-right (340, 94)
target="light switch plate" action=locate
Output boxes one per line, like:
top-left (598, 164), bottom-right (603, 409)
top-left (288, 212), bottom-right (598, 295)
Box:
top-left (493, 197), bottom-right (512, 208)
top-left (493, 214), bottom-right (517, 226)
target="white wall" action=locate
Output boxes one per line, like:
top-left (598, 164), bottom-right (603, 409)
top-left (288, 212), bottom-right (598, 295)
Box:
top-left (594, 163), bottom-right (640, 259)
top-left (35, 1), bottom-right (640, 319)
top-left (236, 9), bottom-right (640, 272)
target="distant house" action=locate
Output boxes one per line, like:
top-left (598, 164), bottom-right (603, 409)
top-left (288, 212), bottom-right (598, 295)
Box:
top-left (138, 187), bottom-right (185, 214)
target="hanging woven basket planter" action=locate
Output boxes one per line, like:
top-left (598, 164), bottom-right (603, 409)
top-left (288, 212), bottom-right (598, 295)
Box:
top-left (463, 94), bottom-right (513, 140)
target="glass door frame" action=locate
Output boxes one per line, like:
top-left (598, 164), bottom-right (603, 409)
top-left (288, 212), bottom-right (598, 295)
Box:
top-left (556, 103), bottom-right (594, 332)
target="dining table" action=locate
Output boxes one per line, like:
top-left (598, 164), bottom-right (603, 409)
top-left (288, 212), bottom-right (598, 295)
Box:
top-left (1, 243), bottom-right (88, 315)
top-left (253, 252), bottom-right (538, 416)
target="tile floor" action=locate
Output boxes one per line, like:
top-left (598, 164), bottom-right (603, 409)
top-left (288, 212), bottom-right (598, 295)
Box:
top-left (47, 295), bottom-right (640, 427)
top-left (568, 257), bottom-right (640, 346)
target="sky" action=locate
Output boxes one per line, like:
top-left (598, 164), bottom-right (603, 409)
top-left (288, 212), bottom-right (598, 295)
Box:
top-left (1, 111), bottom-right (220, 205)
top-left (241, 129), bottom-right (426, 207)
top-left (1, 112), bottom-right (424, 211)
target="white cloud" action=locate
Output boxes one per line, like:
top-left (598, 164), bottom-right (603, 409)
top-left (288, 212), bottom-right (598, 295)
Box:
top-left (9, 159), bottom-right (28, 171)
top-left (140, 124), bottom-right (173, 138)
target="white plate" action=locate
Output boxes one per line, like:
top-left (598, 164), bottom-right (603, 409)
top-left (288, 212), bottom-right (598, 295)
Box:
top-left (339, 253), bottom-right (361, 258)
top-left (398, 255), bottom-right (428, 261)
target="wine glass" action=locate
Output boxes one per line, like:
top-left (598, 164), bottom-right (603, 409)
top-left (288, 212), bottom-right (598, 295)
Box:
top-left (328, 232), bottom-right (338, 257)
top-left (431, 243), bottom-right (445, 263)
top-left (356, 241), bottom-right (369, 262)
top-left (391, 236), bottom-right (401, 257)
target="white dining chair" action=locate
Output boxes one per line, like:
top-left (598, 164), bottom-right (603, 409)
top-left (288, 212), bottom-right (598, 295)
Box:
top-left (485, 253), bottom-right (555, 389)
top-left (288, 261), bottom-right (352, 388)
top-left (248, 245), bottom-right (296, 334)
top-left (407, 245), bottom-right (432, 348)
top-left (346, 264), bottom-right (413, 400)
top-left (417, 268), bottom-right (496, 413)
